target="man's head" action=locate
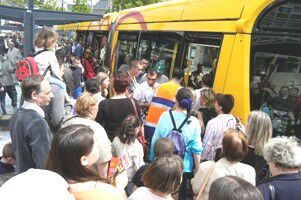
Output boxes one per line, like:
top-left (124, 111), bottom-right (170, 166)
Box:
top-left (22, 75), bottom-right (54, 106)
top-left (146, 69), bottom-right (159, 87)
top-left (197, 63), bottom-right (204, 72)
top-left (129, 60), bottom-right (143, 78)
top-left (141, 58), bottom-right (149, 70)
top-left (2, 142), bottom-right (16, 165)
top-left (8, 42), bottom-right (14, 50)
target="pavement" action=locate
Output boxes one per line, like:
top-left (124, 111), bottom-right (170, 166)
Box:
top-left (0, 84), bottom-right (21, 156)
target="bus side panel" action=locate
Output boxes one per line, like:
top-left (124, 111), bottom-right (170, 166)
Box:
top-left (110, 31), bottom-right (119, 72)
top-left (214, 34), bottom-right (236, 93)
top-left (221, 34), bottom-right (251, 123)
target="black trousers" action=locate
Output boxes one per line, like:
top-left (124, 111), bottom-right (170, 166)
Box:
top-left (178, 172), bottom-right (193, 200)
top-left (3, 85), bottom-right (17, 108)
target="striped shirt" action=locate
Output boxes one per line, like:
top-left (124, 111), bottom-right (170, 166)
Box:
top-left (201, 114), bottom-right (237, 160)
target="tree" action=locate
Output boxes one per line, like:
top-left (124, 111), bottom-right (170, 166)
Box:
top-left (72, 0), bottom-right (91, 14)
top-left (112, 0), bottom-right (163, 11)
top-left (2, 0), bottom-right (63, 11)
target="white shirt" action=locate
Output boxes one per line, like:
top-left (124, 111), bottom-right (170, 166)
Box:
top-left (133, 81), bottom-right (159, 104)
top-left (191, 158), bottom-right (256, 200)
top-left (22, 100), bottom-right (45, 118)
top-left (112, 137), bottom-right (144, 180)
top-left (34, 47), bottom-right (62, 80)
top-left (129, 187), bottom-right (173, 200)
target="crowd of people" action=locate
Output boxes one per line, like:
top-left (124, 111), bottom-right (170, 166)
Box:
top-left (0, 27), bottom-right (300, 200)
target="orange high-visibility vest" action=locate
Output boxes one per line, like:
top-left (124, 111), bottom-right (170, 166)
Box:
top-left (145, 81), bottom-right (181, 128)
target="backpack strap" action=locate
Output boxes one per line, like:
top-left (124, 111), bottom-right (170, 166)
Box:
top-left (169, 110), bottom-right (177, 130)
top-left (178, 115), bottom-right (190, 131)
top-left (268, 183), bottom-right (276, 200)
top-left (33, 49), bottom-right (49, 57)
top-left (169, 110), bottom-right (189, 132)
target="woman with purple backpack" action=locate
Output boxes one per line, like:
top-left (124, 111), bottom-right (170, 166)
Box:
top-left (149, 87), bottom-right (203, 199)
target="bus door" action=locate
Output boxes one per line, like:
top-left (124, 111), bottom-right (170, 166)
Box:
top-left (250, 0), bottom-right (301, 138)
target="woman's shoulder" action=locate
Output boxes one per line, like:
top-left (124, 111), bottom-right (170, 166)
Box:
top-left (93, 182), bottom-right (124, 199)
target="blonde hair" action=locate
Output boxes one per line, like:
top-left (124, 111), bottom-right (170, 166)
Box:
top-left (75, 92), bottom-right (98, 118)
top-left (34, 26), bottom-right (59, 49)
top-left (246, 111), bottom-right (272, 155)
top-left (96, 72), bottom-right (108, 85)
top-left (200, 88), bottom-right (216, 110)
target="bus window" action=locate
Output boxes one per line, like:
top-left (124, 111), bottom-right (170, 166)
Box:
top-left (137, 32), bottom-right (183, 77)
top-left (115, 31), bottom-right (182, 76)
top-left (251, 1), bottom-right (301, 138)
top-left (184, 32), bottom-right (222, 89)
top-left (115, 32), bottom-right (140, 70)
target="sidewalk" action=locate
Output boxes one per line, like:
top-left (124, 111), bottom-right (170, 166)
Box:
top-left (0, 84), bottom-right (21, 156)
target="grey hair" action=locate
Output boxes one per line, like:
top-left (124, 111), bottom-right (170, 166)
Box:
top-left (263, 136), bottom-right (301, 169)
top-left (246, 111), bottom-right (272, 155)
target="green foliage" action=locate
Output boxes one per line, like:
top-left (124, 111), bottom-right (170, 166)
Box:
top-left (2, 0), bottom-right (63, 11)
top-left (72, 0), bottom-right (91, 14)
top-left (39, 0), bottom-right (64, 11)
top-left (112, 0), bottom-right (162, 11)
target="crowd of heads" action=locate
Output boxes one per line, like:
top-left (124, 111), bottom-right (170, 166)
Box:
top-left (1, 27), bottom-right (300, 200)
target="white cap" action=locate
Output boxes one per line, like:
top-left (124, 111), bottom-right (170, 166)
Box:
top-left (0, 169), bottom-right (74, 200)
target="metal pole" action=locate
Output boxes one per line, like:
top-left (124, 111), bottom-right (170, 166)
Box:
top-left (23, 0), bottom-right (35, 56)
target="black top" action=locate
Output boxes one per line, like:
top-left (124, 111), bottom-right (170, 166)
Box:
top-left (131, 164), bottom-right (150, 187)
top-left (242, 146), bottom-right (268, 183)
top-left (257, 172), bottom-right (301, 200)
top-left (198, 107), bottom-right (217, 128)
top-left (95, 98), bottom-right (141, 141)
top-left (0, 157), bottom-right (15, 175)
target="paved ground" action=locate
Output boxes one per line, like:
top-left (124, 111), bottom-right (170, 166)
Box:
top-left (0, 84), bottom-right (21, 156)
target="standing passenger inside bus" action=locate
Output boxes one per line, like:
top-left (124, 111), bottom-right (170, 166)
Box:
top-left (81, 48), bottom-right (96, 81)
top-left (189, 63), bottom-right (204, 89)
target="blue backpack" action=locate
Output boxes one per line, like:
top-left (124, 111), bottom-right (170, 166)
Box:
top-left (167, 110), bottom-right (190, 159)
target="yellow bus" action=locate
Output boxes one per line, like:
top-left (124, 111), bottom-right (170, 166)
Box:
top-left (57, 0), bottom-right (301, 137)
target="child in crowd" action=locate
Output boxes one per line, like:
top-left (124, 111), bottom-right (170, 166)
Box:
top-left (0, 142), bottom-right (15, 175)
top-left (131, 137), bottom-right (174, 191)
top-left (128, 154), bottom-right (183, 200)
top-left (112, 115), bottom-right (145, 181)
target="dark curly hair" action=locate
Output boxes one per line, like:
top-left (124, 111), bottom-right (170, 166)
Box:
top-left (118, 115), bottom-right (141, 144)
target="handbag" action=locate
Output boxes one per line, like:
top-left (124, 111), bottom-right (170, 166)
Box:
top-left (195, 162), bottom-right (216, 200)
top-left (129, 98), bottom-right (148, 149)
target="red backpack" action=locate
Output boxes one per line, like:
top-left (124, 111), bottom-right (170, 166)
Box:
top-left (16, 49), bottom-right (49, 82)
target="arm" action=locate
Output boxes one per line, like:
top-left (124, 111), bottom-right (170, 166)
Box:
top-left (49, 87), bottom-right (65, 130)
top-left (132, 141), bottom-right (145, 171)
top-left (191, 161), bottom-right (213, 195)
top-left (201, 121), bottom-right (216, 161)
top-left (190, 119), bottom-right (203, 172)
top-left (28, 119), bottom-right (52, 169)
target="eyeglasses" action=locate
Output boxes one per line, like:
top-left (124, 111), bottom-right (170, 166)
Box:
top-left (147, 77), bottom-right (157, 81)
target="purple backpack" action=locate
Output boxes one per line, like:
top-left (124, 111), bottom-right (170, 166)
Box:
top-left (167, 110), bottom-right (189, 159)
